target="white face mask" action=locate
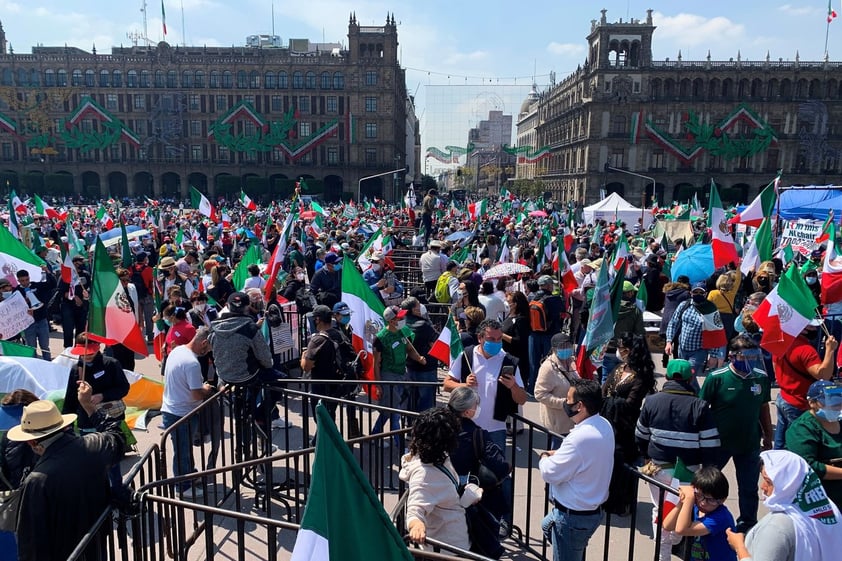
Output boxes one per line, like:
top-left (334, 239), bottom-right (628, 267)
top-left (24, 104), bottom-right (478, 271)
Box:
top-left (469, 404), bottom-right (480, 420)
top-left (372, 264), bottom-right (381, 272)
top-left (194, 303), bottom-right (207, 312)
top-left (397, 319), bottom-right (407, 330)
top-left (295, 273), bottom-right (305, 281)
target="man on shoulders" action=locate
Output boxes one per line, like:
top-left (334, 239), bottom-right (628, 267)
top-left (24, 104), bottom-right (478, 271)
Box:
top-left (419, 240), bottom-right (447, 297)
top-left (538, 379), bottom-right (614, 561)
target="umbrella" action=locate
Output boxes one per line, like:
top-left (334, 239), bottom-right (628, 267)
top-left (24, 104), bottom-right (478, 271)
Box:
top-left (483, 262), bottom-right (532, 279)
top-left (671, 243), bottom-right (714, 284)
top-left (528, 210), bottom-right (547, 218)
top-left (446, 231), bottom-right (474, 242)
top-left (299, 210), bottom-right (317, 220)
top-left (100, 228), bottom-right (150, 248)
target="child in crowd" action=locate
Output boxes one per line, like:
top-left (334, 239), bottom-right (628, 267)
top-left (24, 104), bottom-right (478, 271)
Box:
top-left (662, 466), bottom-right (736, 561)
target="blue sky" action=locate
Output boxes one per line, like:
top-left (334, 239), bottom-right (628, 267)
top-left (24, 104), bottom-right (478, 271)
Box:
top-left (2, 0), bottom-right (840, 158)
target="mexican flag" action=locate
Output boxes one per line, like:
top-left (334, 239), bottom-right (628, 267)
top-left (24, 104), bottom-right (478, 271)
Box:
top-left (357, 227), bottom-right (391, 271)
top-left (96, 205), bottom-right (114, 230)
top-left (468, 199), bottom-right (487, 221)
top-left (0, 222), bottom-right (47, 283)
top-left (341, 255), bottom-right (385, 394)
top-left (34, 194), bottom-right (66, 221)
top-left (120, 218), bottom-right (133, 268)
top-left (821, 221), bottom-right (842, 305)
top-left (582, 257), bottom-right (614, 352)
top-left (563, 211), bottom-right (575, 252)
top-left (700, 307), bottom-right (727, 349)
top-left (152, 266), bottom-right (167, 360)
top-left (312, 201), bottom-right (328, 217)
top-left (536, 227), bottom-right (553, 270)
top-left (61, 219), bottom-right (85, 286)
top-left (263, 210), bottom-right (297, 302)
top-left (708, 180), bottom-right (739, 268)
top-left (7, 196), bottom-right (20, 239)
top-left (730, 178), bottom-right (777, 227)
top-left (753, 264), bottom-right (817, 357)
top-left (0, 340), bottom-right (37, 358)
top-left (635, 279), bottom-right (649, 312)
top-left (290, 403), bottom-right (413, 561)
top-left (306, 215), bottom-right (324, 239)
top-left (740, 217), bottom-right (773, 276)
top-left (87, 239), bottom-right (148, 357)
top-left (10, 190), bottom-right (27, 213)
top-left (190, 186), bottom-right (218, 222)
top-left (557, 249), bottom-right (579, 294)
top-left (498, 234), bottom-right (510, 264)
top-left (612, 235), bottom-right (630, 271)
top-left (240, 190), bottom-right (257, 211)
top-left (815, 211), bottom-right (834, 243)
top-left (232, 244), bottom-right (261, 291)
top-left (429, 314), bottom-right (464, 373)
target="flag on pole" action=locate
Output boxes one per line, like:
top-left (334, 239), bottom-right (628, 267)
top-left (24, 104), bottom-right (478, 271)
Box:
top-left (239, 190), bottom-right (257, 211)
top-left (311, 201), bottom-right (328, 217)
top-left (190, 186), bottom-right (218, 222)
top-left (263, 211), bottom-right (297, 302)
top-left (815, 210), bottom-right (835, 243)
top-left (429, 314), bottom-right (464, 372)
top-left (289, 403), bottom-right (413, 561)
top-left (729, 177), bottom-right (777, 227)
top-left (829, 0), bottom-right (838, 23)
top-left (557, 250), bottom-right (579, 294)
top-left (120, 218), bottom-right (133, 268)
top-left (582, 259), bottom-right (614, 352)
top-left (33, 194), bottom-right (66, 221)
top-left (0, 222), bottom-right (46, 283)
top-left (161, 0), bottom-right (168, 35)
top-left (740, 218), bottom-right (773, 276)
top-left (753, 264), bottom-right (818, 357)
top-left (536, 227), bottom-right (553, 270)
top-left (0, 340), bottom-right (37, 358)
top-left (232, 244), bottom-right (261, 291)
top-left (96, 205), bottom-right (114, 230)
top-left (61, 219), bottom-right (85, 287)
top-left (7, 196), bottom-right (20, 239)
top-left (340, 255), bottom-right (386, 396)
top-left (635, 280), bottom-right (648, 312)
top-left (468, 199), bottom-right (487, 221)
top-left (497, 235), bottom-right (510, 264)
top-left (708, 180), bottom-right (739, 268)
top-left (87, 239), bottom-right (148, 357)
top-left (10, 190), bottom-right (26, 214)
top-left (821, 221), bottom-right (842, 305)
top-left (152, 266), bottom-right (167, 360)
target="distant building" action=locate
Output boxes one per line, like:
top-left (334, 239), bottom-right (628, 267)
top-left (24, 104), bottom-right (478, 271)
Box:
top-left (0, 14), bottom-right (418, 202)
top-left (517, 9), bottom-right (842, 206)
top-left (466, 110), bottom-right (516, 194)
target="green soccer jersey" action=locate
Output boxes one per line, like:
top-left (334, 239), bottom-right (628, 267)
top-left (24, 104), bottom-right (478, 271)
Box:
top-left (700, 365), bottom-right (771, 454)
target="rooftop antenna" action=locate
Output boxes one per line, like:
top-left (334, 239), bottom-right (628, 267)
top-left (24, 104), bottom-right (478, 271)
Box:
top-left (271, 0), bottom-right (275, 37)
top-left (127, 30), bottom-right (143, 47)
top-left (140, 0), bottom-right (149, 45)
top-left (181, 0), bottom-right (186, 46)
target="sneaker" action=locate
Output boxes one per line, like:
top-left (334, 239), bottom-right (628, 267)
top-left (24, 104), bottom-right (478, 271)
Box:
top-left (499, 519), bottom-right (512, 539)
top-left (271, 418), bottom-right (289, 429)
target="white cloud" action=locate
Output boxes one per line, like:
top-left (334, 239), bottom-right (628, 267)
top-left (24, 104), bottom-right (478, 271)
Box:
top-left (777, 4), bottom-right (821, 16)
top-left (0, 0), bottom-right (22, 14)
top-left (442, 50), bottom-right (488, 65)
top-left (546, 42), bottom-right (585, 57)
top-left (653, 11), bottom-right (745, 47)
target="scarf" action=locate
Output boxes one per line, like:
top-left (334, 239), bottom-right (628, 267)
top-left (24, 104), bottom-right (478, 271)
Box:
top-left (759, 450), bottom-right (842, 561)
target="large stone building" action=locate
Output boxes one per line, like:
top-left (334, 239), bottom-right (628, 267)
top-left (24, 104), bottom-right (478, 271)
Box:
top-left (517, 9), bottom-right (842, 206)
top-left (0, 14), bottom-right (418, 202)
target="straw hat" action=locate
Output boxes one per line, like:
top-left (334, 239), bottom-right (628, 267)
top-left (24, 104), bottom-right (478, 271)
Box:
top-left (6, 400), bottom-right (77, 442)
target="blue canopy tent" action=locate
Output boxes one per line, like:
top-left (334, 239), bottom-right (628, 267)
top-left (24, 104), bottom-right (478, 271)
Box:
top-left (776, 186), bottom-right (842, 220)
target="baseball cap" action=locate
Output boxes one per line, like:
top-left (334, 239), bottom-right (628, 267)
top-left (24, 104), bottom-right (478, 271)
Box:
top-left (324, 253), bottom-right (340, 264)
top-left (691, 281), bottom-right (707, 293)
top-left (227, 292), bottom-right (250, 313)
top-left (551, 332), bottom-right (572, 348)
top-left (383, 305), bottom-right (407, 321)
top-left (666, 359), bottom-right (694, 381)
top-left (332, 302), bottom-right (353, 316)
top-left (806, 380), bottom-right (840, 401)
top-left (312, 305), bottom-right (333, 323)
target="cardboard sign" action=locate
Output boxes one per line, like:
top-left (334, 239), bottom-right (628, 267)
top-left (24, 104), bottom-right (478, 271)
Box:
top-left (0, 291), bottom-right (34, 340)
top-left (780, 219), bottom-right (823, 255)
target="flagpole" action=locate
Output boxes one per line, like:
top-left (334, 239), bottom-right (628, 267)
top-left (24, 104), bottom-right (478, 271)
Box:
top-left (825, 19), bottom-right (831, 58)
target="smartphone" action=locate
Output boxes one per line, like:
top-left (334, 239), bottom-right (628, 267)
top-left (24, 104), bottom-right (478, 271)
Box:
top-left (500, 365), bottom-right (515, 380)
top-left (829, 458), bottom-right (842, 467)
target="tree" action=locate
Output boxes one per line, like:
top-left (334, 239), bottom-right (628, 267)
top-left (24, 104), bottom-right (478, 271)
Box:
top-left (419, 174), bottom-right (438, 191)
top-left (512, 178), bottom-right (545, 199)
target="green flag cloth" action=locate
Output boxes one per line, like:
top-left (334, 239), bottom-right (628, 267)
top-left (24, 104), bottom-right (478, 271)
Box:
top-left (232, 244), bottom-right (261, 291)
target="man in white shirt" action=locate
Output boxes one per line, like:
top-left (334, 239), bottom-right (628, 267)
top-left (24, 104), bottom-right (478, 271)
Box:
top-left (419, 240), bottom-right (448, 296)
top-left (539, 379), bottom-right (614, 561)
top-left (478, 280), bottom-right (507, 322)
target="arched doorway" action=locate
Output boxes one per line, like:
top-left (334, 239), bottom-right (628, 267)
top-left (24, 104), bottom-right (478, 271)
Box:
top-left (214, 173), bottom-right (239, 201)
top-left (0, 170), bottom-right (19, 194)
top-left (672, 183), bottom-right (695, 204)
top-left (45, 171), bottom-right (73, 196)
top-left (160, 172), bottom-right (181, 200)
top-left (604, 181), bottom-right (624, 197)
top-left (107, 172), bottom-right (128, 199)
top-left (323, 175), bottom-right (343, 202)
top-left (645, 182), bottom-right (667, 207)
top-left (81, 171), bottom-right (101, 199)
top-left (134, 172), bottom-right (153, 198)
top-left (360, 176), bottom-right (383, 201)
top-left (269, 173), bottom-right (291, 200)
top-left (188, 172), bottom-right (208, 195)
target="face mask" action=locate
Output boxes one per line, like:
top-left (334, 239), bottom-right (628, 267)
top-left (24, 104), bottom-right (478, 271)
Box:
top-left (692, 294), bottom-right (706, 304)
top-left (815, 407), bottom-right (842, 421)
top-left (482, 340), bottom-right (503, 357)
top-left (556, 348), bottom-right (573, 360)
top-left (397, 320), bottom-right (406, 330)
top-left (562, 401), bottom-right (580, 418)
top-left (339, 315), bottom-right (351, 325)
top-left (334, 264), bottom-right (342, 271)
top-left (806, 277), bottom-right (818, 285)
top-left (194, 303), bottom-right (207, 313)
top-left (296, 273), bottom-right (305, 281)
top-left (757, 277), bottom-right (770, 287)
top-left (468, 404), bottom-right (480, 420)
top-left (164, 319), bottom-right (173, 327)
top-left (731, 359), bottom-right (751, 374)
top-left (372, 264), bottom-right (381, 272)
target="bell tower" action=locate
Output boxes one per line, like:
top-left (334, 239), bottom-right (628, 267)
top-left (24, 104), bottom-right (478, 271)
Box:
top-left (586, 8), bottom-right (655, 70)
top-left (0, 21), bottom-right (7, 55)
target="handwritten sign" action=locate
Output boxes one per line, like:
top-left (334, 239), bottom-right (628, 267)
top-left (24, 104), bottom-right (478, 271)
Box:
top-left (0, 292), bottom-right (34, 340)
top-left (780, 219), bottom-right (823, 256)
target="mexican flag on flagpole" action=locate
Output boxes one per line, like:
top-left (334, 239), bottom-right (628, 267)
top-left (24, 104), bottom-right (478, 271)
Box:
top-left (563, 210), bottom-right (575, 252)
top-left (815, 210), bottom-right (835, 244)
top-left (429, 314), bottom-right (464, 374)
top-left (582, 257), bottom-right (614, 352)
top-left (87, 239), bottom-right (148, 357)
top-left (240, 190), bottom-right (257, 211)
top-left (536, 227), bottom-right (553, 270)
top-left (821, 221), bottom-right (842, 305)
top-left (10, 190), bottom-right (27, 213)
top-left (263, 210), bottom-right (297, 302)
top-left (61, 219), bottom-right (86, 287)
top-left (612, 235), bottom-right (630, 271)
top-left (0, 340), bottom-right (37, 358)
top-left (729, 177), bottom-right (777, 227)
top-left (0, 222), bottom-right (46, 284)
top-left (311, 201), bottom-right (328, 217)
top-left (232, 244), bottom-right (261, 291)
top-left (740, 217), bottom-right (773, 276)
top-left (190, 186), bottom-right (218, 222)
top-left (753, 264), bottom-right (818, 357)
top-left (557, 249), bottom-right (579, 294)
top-left (340, 255), bottom-right (385, 396)
top-left (34, 194), bottom-right (66, 221)
top-left (290, 403), bottom-right (413, 561)
top-left (468, 199), bottom-right (487, 221)
top-left (96, 205), bottom-right (114, 230)
top-left (497, 234), bottom-right (510, 264)
top-left (7, 196), bottom-right (20, 239)
top-left (708, 180), bottom-right (739, 268)
top-left (635, 279), bottom-right (649, 312)
top-left (358, 227), bottom-right (391, 271)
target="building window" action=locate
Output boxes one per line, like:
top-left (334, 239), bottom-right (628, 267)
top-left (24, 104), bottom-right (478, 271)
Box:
top-left (81, 119), bottom-right (94, 134)
top-left (192, 145), bottom-right (203, 160)
top-left (272, 147), bottom-right (283, 162)
top-left (364, 71), bottom-right (377, 86)
top-left (245, 150), bottom-right (257, 162)
top-left (140, 70), bottom-right (150, 87)
top-left (299, 122), bottom-right (311, 137)
top-left (85, 70), bottom-right (95, 87)
top-left (167, 70), bottom-right (177, 88)
top-left (305, 71), bottom-right (316, 89)
top-left (110, 145), bottom-right (120, 161)
top-left (154, 70), bottom-right (164, 88)
top-left (298, 96), bottom-right (310, 113)
top-left (71, 69), bottom-right (83, 86)
top-left (365, 122), bottom-right (377, 139)
top-left (190, 120), bottom-right (202, 136)
top-left (265, 72), bottom-right (277, 89)
top-left (326, 96), bottom-right (338, 113)
top-left (293, 71), bottom-right (304, 89)
top-left (216, 95), bottom-right (227, 111)
top-left (320, 72), bottom-right (331, 89)
top-left (333, 72), bottom-right (345, 89)
top-left (222, 71), bottom-right (232, 88)
top-left (57, 69), bottom-right (67, 86)
top-left (298, 152), bottom-right (312, 164)
top-left (127, 70), bottom-right (137, 87)
top-left (237, 70), bottom-right (248, 89)
top-left (279, 71), bottom-right (288, 88)
top-left (327, 146), bottom-right (339, 164)
top-left (1, 143), bottom-right (12, 159)
top-left (106, 94), bottom-right (118, 110)
top-left (195, 71), bottom-right (205, 88)
top-left (99, 70), bottom-right (110, 87)
top-left (182, 71), bottom-right (193, 88)
top-left (44, 69), bottom-right (55, 86)
top-left (271, 95), bottom-right (282, 112)
top-left (365, 96), bottom-right (377, 112)
top-left (365, 148), bottom-right (377, 165)
top-left (209, 71), bottom-right (219, 88)
top-left (249, 71), bottom-right (260, 88)
top-left (218, 146), bottom-right (229, 161)
top-left (189, 94), bottom-right (200, 111)
top-left (244, 121), bottom-right (256, 136)
top-left (650, 149), bottom-right (665, 169)
top-left (134, 95), bottom-right (145, 110)
top-left (112, 70), bottom-right (122, 87)
top-left (609, 149), bottom-right (624, 168)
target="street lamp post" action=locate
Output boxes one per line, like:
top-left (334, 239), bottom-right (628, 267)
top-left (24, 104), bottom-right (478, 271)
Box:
top-left (357, 167), bottom-right (407, 203)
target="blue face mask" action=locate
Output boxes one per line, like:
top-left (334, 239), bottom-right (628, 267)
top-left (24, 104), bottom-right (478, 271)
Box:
top-left (334, 264), bottom-right (342, 271)
top-left (339, 315), bottom-right (351, 325)
top-left (731, 359), bottom-right (751, 373)
top-left (483, 340), bottom-right (503, 357)
top-left (164, 319), bottom-right (173, 327)
top-left (556, 348), bottom-right (574, 360)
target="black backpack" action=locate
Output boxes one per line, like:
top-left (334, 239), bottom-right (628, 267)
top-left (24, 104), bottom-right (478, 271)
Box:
top-left (295, 286), bottom-right (317, 314)
top-left (130, 264), bottom-right (149, 299)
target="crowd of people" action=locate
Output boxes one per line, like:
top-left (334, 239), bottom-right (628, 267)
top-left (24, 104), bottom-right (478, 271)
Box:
top-left (0, 188), bottom-right (841, 561)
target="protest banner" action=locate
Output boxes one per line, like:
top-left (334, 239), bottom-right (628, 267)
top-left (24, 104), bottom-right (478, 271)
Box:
top-left (780, 218), bottom-right (823, 255)
top-left (0, 292), bottom-right (34, 340)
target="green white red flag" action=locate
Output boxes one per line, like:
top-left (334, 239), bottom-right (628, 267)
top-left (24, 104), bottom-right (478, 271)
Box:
top-left (821, 221), bottom-right (842, 305)
top-left (429, 314), bottom-right (464, 371)
top-left (61, 218), bottom-right (85, 286)
top-left (740, 217), bottom-right (773, 276)
top-left (96, 205), bottom-right (114, 230)
top-left (816, 210), bottom-right (835, 243)
top-left (87, 239), bottom-right (148, 356)
top-left (753, 263), bottom-right (818, 357)
top-left (340, 255), bottom-right (385, 397)
top-left (468, 199), bottom-right (487, 221)
top-left (10, 190), bottom-right (27, 213)
top-left (311, 201), bottom-right (328, 217)
top-left (240, 190), bottom-right (256, 211)
top-left (556, 249), bottom-right (579, 294)
top-left (34, 194), bottom-right (66, 221)
top-left (0, 340), bottom-right (36, 358)
top-left (190, 186), bottom-right (218, 222)
top-left (708, 180), bottom-right (739, 268)
top-left (7, 195), bottom-right (20, 239)
top-left (729, 176), bottom-right (777, 227)
top-left (263, 210), bottom-right (297, 301)
top-left (0, 221), bottom-right (46, 283)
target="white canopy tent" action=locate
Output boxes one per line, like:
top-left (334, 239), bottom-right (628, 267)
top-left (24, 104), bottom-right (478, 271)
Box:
top-left (583, 192), bottom-right (654, 228)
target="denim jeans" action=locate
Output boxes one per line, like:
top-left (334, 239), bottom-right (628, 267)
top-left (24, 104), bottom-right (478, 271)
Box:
top-left (774, 394), bottom-right (806, 450)
top-left (600, 353), bottom-right (620, 385)
top-left (23, 318), bottom-right (51, 360)
top-left (542, 506), bottom-right (603, 561)
top-left (716, 449), bottom-right (761, 527)
top-left (162, 411), bottom-right (199, 482)
top-left (528, 333), bottom-right (553, 393)
top-left (678, 348), bottom-right (707, 392)
top-left (372, 370), bottom-right (405, 436)
top-left (406, 368), bottom-right (438, 413)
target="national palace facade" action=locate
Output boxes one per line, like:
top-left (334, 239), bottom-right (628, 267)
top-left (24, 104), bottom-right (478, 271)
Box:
top-left (0, 14), bottom-right (419, 202)
top-left (517, 9), bottom-right (842, 206)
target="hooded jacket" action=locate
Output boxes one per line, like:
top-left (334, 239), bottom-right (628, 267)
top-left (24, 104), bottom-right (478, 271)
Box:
top-left (210, 313), bottom-right (273, 384)
top-left (659, 281), bottom-right (690, 336)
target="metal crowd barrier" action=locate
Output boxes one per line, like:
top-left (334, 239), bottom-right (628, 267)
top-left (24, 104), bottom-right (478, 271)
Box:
top-left (67, 377), bottom-right (687, 561)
